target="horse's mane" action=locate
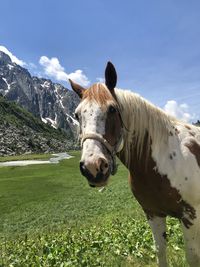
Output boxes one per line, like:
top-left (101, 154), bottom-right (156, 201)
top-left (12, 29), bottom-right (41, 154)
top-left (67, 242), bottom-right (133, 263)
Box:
top-left (115, 88), bottom-right (181, 166)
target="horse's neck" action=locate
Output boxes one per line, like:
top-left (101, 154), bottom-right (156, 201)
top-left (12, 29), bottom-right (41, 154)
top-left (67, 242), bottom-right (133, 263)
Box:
top-left (116, 89), bottom-right (174, 171)
top-left (118, 130), bottom-right (152, 174)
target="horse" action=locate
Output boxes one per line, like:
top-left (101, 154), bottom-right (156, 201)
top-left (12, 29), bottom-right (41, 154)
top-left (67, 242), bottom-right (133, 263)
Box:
top-left (69, 62), bottom-right (200, 267)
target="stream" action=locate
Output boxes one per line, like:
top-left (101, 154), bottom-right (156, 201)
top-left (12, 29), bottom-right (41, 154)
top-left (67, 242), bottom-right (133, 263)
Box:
top-left (0, 152), bottom-right (73, 167)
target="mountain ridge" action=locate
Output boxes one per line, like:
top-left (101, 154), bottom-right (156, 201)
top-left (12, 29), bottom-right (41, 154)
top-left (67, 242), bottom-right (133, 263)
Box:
top-left (0, 51), bottom-right (80, 138)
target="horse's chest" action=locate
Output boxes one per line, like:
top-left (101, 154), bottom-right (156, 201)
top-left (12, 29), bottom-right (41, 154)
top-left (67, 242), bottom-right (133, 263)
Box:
top-left (129, 170), bottom-right (180, 215)
top-left (129, 167), bottom-right (196, 227)
top-left (119, 133), bottom-right (196, 227)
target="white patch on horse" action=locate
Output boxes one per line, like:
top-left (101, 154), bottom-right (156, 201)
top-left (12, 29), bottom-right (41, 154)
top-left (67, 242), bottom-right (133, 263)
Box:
top-left (75, 99), bottom-right (109, 178)
top-left (151, 124), bottom-right (200, 206)
top-left (181, 205), bottom-right (200, 266)
top-left (148, 217), bottom-right (167, 267)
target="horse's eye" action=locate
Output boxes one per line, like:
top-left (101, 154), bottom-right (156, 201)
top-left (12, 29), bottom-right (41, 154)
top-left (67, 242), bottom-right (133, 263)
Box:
top-left (108, 106), bottom-right (117, 114)
top-left (75, 113), bottom-right (79, 121)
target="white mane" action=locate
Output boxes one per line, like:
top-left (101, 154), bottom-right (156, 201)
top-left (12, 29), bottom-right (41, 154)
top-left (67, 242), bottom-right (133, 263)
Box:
top-left (115, 88), bottom-right (183, 166)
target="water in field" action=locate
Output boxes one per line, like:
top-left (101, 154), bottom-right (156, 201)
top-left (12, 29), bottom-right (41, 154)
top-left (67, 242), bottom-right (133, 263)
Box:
top-left (0, 152), bottom-right (73, 166)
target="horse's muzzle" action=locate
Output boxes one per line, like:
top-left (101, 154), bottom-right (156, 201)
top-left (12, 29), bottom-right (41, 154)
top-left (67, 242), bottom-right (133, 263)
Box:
top-left (79, 161), bottom-right (110, 187)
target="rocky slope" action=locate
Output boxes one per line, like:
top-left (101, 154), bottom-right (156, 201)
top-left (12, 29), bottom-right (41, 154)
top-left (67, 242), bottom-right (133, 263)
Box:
top-left (0, 51), bottom-right (79, 138)
top-left (0, 95), bottom-right (77, 156)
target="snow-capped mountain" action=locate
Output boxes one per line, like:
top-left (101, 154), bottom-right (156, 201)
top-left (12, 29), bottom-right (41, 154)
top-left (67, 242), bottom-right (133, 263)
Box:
top-left (0, 51), bottom-right (80, 138)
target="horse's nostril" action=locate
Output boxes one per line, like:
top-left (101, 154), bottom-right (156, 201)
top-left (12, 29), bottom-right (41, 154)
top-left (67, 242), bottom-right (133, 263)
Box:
top-left (99, 158), bottom-right (109, 173)
top-left (89, 184), bottom-right (96, 188)
top-left (79, 161), bottom-right (96, 182)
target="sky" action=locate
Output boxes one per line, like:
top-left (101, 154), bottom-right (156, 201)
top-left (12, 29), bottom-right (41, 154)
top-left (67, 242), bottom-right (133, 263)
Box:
top-left (1, 0), bottom-right (200, 122)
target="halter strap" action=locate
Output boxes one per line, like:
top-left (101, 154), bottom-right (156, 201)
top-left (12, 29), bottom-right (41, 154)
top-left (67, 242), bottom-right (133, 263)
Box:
top-left (80, 132), bottom-right (124, 176)
top-left (80, 132), bottom-right (124, 155)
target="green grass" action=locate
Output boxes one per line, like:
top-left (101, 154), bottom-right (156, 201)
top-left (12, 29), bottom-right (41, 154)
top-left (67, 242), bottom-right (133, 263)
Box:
top-left (0, 151), bottom-right (188, 266)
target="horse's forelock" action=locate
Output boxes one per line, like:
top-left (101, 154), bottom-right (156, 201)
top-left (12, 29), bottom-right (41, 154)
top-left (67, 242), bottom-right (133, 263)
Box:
top-left (82, 83), bottom-right (116, 106)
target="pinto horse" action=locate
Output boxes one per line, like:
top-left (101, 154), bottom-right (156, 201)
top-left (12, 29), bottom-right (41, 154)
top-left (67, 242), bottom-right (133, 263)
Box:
top-left (69, 62), bottom-right (200, 267)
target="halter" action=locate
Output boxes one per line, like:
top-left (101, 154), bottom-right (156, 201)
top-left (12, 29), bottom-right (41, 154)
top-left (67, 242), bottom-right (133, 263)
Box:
top-left (80, 131), bottom-right (124, 175)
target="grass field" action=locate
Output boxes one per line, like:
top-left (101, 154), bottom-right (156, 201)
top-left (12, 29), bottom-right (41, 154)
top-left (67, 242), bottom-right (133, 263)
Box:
top-left (0, 151), bottom-right (188, 266)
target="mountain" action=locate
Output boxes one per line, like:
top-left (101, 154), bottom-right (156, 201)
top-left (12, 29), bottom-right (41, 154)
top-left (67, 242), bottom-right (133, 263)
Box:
top-left (0, 51), bottom-right (80, 138)
top-left (0, 95), bottom-right (77, 156)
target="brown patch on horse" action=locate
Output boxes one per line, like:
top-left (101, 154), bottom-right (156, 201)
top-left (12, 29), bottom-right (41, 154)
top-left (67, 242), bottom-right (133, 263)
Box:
top-left (119, 132), bottom-right (196, 228)
top-left (185, 125), bottom-right (191, 130)
top-left (104, 106), bottom-right (123, 146)
top-left (185, 139), bottom-right (200, 167)
top-left (175, 128), bottom-right (180, 135)
top-left (83, 83), bottom-right (115, 106)
top-left (173, 151), bottom-right (176, 157)
top-left (189, 131), bottom-right (195, 137)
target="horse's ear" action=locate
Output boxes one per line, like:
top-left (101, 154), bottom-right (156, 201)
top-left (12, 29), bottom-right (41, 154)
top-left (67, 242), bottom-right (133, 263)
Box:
top-left (105, 61), bottom-right (117, 91)
top-left (69, 79), bottom-right (85, 98)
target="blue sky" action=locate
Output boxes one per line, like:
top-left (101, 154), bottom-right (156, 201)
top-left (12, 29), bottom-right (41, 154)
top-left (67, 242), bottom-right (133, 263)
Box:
top-left (1, 0), bottom-right (200, 122)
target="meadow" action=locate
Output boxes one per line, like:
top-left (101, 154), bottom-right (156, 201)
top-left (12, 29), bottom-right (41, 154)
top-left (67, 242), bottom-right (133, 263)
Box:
top-left (0, 151), bottom-right (187, 266)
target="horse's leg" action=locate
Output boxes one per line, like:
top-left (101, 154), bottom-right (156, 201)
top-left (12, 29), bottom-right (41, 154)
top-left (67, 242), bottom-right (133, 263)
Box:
top-left (147, 216), bottom-right (167, 267)
top-left (181, 207), bottom-right (200, 267)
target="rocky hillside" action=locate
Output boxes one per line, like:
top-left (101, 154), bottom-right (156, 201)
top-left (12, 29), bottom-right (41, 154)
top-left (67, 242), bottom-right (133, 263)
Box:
top-left (0, 95), bottom-right (78, 156)
top-left (0, 51), bottom-right (79, 138)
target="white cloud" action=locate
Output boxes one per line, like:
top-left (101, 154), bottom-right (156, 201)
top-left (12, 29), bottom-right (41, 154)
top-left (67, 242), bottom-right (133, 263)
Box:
top-left (163, 100), bottom-right (195, 122)
top-left (68, 70), bottom-right (90, 86)
top-left (39, 56), bottom-right (90, 86)
top-left (0, 45), bottom-right (26, 66)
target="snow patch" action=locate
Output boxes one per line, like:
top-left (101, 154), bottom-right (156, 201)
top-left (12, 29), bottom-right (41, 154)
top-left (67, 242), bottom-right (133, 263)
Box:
top-left (41, 117), bottom-right (47, 124)
top-left (54, 85), bottom-right (62, 105)
top-left (45, 84), bottom-right (78, 127)
top-left (41, 115), bottom-right (57, 129)
top-left (7, 64), bottom-right (14, 70)
top-left (59, 100), bottom-right (64, 109)
top-left (66, 113), bottom-right (79, 126)
top-left (2, 77), bottom-right (10, 94)
top-left (41, 81), bottom-right (50, 88)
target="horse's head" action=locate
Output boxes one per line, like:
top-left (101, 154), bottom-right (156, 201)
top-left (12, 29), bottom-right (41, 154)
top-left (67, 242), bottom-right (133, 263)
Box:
top-left (69, 62), bottom-right (124, 187)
